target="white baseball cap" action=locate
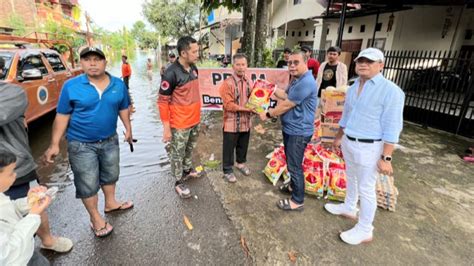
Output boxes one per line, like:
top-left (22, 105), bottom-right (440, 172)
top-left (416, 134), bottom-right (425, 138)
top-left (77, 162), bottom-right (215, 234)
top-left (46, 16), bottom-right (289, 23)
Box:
top-left (354, 48), bottom-right (385, 62)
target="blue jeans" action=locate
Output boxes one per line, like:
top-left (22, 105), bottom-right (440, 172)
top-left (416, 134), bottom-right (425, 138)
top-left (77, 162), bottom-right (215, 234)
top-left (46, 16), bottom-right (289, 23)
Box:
top-left (283, 132), bottom-right (312, 205)
top-left (68, 134), bottom-right (120, 198)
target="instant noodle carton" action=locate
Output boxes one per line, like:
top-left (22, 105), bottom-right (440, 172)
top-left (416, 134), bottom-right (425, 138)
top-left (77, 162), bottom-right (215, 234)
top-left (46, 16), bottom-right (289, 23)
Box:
top-left (245, 79), bottom-right (276, 113)
top-left (263, 146), bottom-right (286, 185)
top-left (321, 90), bottom-right (345, 114)
top-left (321, 123), bottom-right (340, 143)
top-left (322, 112), bottom-right (342, 124)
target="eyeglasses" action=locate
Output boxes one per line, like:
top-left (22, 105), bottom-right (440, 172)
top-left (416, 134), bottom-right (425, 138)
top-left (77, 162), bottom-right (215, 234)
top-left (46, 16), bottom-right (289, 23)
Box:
top-left (288, 60), bottom-right (300, 66)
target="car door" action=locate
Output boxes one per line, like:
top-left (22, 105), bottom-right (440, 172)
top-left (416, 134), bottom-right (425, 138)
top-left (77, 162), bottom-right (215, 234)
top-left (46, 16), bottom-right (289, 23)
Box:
top-left (17, 53), bottom-right (58, 122)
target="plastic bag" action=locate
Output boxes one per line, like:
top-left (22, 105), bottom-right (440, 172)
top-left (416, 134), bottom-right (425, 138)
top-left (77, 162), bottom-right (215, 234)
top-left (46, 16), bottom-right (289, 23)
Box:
top-left (245, 79), bottom-right (276, 113)
top-left (263, 146), bottom-right (286, 185)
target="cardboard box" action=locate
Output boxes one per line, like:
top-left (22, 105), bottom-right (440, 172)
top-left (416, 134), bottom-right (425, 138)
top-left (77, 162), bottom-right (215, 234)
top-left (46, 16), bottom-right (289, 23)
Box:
top-left (322, 111), bottom-right (343, 124)
top-left (321, 90), bottom-right (346, 113)
top-left (321, 123), bottom-right (340, 143)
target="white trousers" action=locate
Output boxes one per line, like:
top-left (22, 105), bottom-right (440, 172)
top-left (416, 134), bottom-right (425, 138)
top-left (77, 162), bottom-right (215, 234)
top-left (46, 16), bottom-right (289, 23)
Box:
top-left (341, 135), bottom-right (383, 233)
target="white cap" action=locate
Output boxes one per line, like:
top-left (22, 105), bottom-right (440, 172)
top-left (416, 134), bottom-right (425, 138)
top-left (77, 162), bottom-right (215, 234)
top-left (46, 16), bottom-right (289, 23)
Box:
top-left (354, 48), bottom-right (385, 62)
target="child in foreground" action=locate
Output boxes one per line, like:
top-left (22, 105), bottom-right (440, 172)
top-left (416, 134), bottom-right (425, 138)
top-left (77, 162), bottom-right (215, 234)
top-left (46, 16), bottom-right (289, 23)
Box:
top-left (0, 150), bottom-right (52, 265)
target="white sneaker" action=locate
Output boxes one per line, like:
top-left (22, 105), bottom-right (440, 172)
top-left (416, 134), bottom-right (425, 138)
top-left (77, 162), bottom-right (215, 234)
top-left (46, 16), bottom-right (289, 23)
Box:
top-left (339, 226), bottom-right (373, 245)
top-left (324, 203), bottom-right (358, 220)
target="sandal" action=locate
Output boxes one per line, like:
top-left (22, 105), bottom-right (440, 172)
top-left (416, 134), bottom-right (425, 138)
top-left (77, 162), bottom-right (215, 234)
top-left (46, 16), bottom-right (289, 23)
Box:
top-left (276, 198), bottom-right (304, 211)
top-left (104, 201), bottom-right (134, 213)
top-left (278, 183), bottom-right (292, 195)
top-left (90, 222), bottom-right (113, 238)
top-left (223, 173), bottom-right (237, 183)
top-left (182, 169), bottom-right (202, 181)
top-left (175, 183), bottom-right (192, 199)
top-left (236, 165), bottom-right (251, 176)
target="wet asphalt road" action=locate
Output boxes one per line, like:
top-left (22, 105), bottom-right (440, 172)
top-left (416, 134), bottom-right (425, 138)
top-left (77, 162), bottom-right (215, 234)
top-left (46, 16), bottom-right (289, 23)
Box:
top-left (27, 52), bottom-right (248, 265)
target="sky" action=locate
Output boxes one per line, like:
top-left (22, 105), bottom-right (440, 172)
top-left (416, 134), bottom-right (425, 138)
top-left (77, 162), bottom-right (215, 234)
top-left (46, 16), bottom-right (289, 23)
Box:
top-left (79, 0), bottom-right (147, 32)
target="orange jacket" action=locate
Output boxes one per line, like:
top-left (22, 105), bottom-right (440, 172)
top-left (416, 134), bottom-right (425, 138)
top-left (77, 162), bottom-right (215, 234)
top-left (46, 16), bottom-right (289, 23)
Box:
top-left (122, 63), bottom-right (132, 77)
top-left (157, 61), bottom-right (201, 129)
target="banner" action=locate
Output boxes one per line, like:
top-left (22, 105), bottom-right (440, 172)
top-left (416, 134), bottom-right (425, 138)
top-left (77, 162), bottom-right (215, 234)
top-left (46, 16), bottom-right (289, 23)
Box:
top-left (199, 68), bottom-right (290, 110)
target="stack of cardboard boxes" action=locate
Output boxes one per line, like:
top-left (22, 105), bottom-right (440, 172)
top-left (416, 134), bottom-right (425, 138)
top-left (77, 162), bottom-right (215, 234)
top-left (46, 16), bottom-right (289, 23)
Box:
top-left (320, 89), bottom-right (346, 143)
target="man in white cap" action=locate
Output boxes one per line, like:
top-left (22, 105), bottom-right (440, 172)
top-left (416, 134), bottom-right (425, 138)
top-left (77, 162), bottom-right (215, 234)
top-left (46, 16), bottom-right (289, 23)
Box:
top-left (325, 48), bottom-right (405, 245)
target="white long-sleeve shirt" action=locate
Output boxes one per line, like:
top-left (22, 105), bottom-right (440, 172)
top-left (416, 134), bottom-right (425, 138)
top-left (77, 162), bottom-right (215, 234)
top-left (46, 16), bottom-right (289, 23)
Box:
top-left (0, 193), bottom-right (40, 266)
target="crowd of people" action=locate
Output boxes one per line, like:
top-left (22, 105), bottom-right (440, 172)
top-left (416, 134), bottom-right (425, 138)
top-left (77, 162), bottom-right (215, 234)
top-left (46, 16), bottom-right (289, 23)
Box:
top-left (0, 34), bottom-right (406, 265)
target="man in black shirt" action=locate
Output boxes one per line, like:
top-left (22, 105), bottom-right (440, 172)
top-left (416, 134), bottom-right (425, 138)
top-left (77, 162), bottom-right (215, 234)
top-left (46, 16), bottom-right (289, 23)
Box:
top-left (316, 46), bottom-right (348, 97)
top-left (276, 48), bottom-right (291, 68)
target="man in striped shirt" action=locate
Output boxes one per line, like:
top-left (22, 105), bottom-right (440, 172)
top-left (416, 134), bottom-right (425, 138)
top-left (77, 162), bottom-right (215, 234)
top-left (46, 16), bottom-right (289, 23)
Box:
top-left (219, 54), bottom-right (254, 183)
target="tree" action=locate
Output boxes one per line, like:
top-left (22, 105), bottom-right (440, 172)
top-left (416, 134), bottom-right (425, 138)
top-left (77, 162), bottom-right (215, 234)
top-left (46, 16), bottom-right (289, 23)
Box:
top-left (143, 0), bottom-right (200, 39)
top-left (254, 0), bottom-right (269, 67)
top-left (241, 0), bottom-right (256, 66)
top-left (131, 21), bottom-right (160, 50)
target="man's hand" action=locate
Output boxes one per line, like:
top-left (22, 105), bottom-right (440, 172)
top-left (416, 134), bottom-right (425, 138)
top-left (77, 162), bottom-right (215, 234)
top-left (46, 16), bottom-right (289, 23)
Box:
top-left (377, 159), bottom-right (393, 175)
top-left (43, 145), bottom-right (60, 164)
top-left (259, 112), bottom-right (267, 121)
top-left (332, 136), bottom-right (342, 151)
top-left (123, 130), bottom-right (133, 144)
top-left (163, 125), bottom-right (172, 143)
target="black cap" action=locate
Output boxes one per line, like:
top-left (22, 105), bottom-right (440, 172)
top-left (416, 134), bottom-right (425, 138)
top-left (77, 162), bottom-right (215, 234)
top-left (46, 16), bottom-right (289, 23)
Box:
top-left (80, 47), bottom-right (106, 59)
top-left (301, 45), bottom-right (312, 53)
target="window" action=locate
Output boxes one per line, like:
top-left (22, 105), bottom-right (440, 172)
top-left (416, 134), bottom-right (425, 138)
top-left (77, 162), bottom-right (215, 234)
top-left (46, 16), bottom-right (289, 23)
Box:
top-left (292, 31), bottom-right (295, 37)
top-left (293, 0), bottom-right (302, 5)
top-left (298, 31), bottom-right (302, 37)
top-left (305, 30), bottom-right (309, 36)
top-left (18, 55), bottom-right (48, 77)
top-left (327, 28), bottom-right (330, 35)
top-left (375, 23), bottom-right (382, 32)
top-left (43, 53), bottom-right (66, 72)
top-left (0, 52), bottom-right (13, 80)
top-left (360, 25), bottom-right (366, 32)
top-left (286, 30), bottom-right (289, 36)
top-left (348, 26), bottom-right (353, 33)
top-left (366, 38), bottom-right (386, 50)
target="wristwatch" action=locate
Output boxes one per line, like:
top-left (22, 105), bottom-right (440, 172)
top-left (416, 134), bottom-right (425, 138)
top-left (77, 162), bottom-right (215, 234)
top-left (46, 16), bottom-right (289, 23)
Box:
top-left (266, 111), bottom-right (272, 119)
top-left (381, 155), bottom-right (392, 162)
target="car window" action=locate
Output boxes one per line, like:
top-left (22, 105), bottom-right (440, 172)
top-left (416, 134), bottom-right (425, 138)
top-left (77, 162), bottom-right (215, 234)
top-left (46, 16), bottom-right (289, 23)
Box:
top-left (0, 52), bottom-right (14, 80)
top-left (18, 55), bottom-right (48, 76)
top-left (44, 53), bottom-right (67, 72)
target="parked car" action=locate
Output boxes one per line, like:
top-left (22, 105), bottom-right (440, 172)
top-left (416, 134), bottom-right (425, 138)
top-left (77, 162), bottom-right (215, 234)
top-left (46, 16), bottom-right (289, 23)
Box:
top-left (0, 47), bottom-right (82, 122)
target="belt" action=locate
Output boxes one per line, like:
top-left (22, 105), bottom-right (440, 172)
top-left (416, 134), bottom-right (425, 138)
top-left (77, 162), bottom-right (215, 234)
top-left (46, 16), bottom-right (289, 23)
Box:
top-left (346, 135), bottom-right (381, 143)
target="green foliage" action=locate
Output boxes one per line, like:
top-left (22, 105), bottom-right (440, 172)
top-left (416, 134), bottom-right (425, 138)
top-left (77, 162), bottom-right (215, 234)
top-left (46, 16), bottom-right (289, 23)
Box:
top-left (8, 14), bottom-right (27, 36)
top-left (199, 0), bottom-right (242, 15)
top-left (39, 17), bottom-right (86, 52)
top-left (143, 0), bottom-right (200, 39)
top-left (131, 21), bottom-right (160, 50)
top-left (92, 26), bottom-right (136, 57)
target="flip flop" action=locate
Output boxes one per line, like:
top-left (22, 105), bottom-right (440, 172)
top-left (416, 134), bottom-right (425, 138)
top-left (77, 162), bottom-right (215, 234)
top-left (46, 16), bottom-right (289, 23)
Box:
top-left (276, 198), bottom-right (304, 211)
top-left (104, 201), bottom-right (134, 213)
top-left (90, 222), bottom-right (113, 238)
top-left (236, 165), bottom-right (251, 176)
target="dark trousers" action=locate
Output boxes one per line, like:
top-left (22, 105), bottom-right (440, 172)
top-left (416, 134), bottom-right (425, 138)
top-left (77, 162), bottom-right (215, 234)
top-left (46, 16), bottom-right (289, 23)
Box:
top-left (123, 76), bottom-right (130, 90)
top-left (222, 131), bottom-right (250, 174)
top-left (28, 250), bottom-right (50, 266)
top-left (283, 132), bottom-right (311, 205)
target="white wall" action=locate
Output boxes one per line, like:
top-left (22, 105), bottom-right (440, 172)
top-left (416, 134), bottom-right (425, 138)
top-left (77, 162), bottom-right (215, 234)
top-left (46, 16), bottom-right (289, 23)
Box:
top-left (325, 12), bottom-right (397, 50)
top-left (270, 0), bottom-right (325, 29)
top-left (391, 6), bottom-right (464, 51)
top-left (281, 19), bottom-right (317, 48)
top-left (451, 7), bottom-right (474, 49)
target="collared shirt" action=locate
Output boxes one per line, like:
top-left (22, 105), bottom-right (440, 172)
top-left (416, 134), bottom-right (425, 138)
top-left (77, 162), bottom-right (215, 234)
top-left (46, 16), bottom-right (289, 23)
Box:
top-left (157, 60), bottom-right (201, 129)
top-left (219, 74), bottom-right (252, 133)
top-left (281, 70), bottom-right (318, 136)
top-left (0, 193), bottom-right (41, 266)
top-left (57, 73), bottom-right (130, 142)
top-left (339, 73), bottom-right (405, 143)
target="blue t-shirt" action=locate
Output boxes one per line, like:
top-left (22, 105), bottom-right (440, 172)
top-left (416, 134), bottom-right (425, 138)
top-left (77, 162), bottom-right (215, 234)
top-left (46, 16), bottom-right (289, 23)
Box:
top-left (56, 73), bottom-right (130, 142)
top-left (281, 70), bottom-right (318, 136)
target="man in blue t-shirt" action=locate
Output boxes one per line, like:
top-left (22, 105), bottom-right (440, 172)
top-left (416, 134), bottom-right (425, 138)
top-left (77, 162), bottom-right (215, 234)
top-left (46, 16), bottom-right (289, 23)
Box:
top-left (260, 51), bottom-right (318, 211)
top-left (43, 47), bottom-right (134, 238)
